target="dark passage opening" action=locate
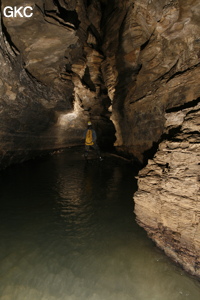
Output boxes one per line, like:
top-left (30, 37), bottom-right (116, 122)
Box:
top-left (53, 0), bottom-right (80, 28)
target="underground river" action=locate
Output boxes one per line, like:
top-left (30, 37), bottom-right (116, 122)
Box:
top-left (0, 148), bottom-right (200, 300)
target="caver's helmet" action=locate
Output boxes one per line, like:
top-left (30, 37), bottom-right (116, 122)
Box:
top-left (88, 121), bottom-right (92, 126)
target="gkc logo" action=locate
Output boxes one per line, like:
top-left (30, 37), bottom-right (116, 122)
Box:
top-left (3, 6), bottom-right (33, 18)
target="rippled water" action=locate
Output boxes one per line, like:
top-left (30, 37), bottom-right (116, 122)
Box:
top-left (0, 148), bottom-right (200, 300)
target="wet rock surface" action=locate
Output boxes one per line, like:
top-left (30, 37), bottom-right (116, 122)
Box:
top-left (134, 101), bottom-right (200, 277)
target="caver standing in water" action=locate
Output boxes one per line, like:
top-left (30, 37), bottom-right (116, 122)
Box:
top-left (83, 121), bottom-right (102, 161)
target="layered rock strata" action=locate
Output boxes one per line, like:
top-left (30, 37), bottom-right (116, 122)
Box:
top-left (134, 101), bottom-right (200, 277)
top-left (1, 0), bottom-right (200, 164)
top-left (101, 0), bottom-right (200, 161)
top-left (0, 0), bottom-right (115, 168)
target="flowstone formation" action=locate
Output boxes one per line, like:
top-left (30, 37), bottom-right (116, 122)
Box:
top-left (134, 101), bottom-right (200, 277)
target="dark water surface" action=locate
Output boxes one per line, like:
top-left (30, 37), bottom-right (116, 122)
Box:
top-left (0, 148), bottom-right (200, 300)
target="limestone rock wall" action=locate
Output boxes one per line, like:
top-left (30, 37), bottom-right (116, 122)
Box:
top-left (0, 0), bottom-right (115, 168)
top-left (101, 0), bottom-right (200, 161)
top-left (1, 0), bottom-right (199, 164)
top-left (134, 101), bottom-right (200, 277)
top-left (99, 0), bottom-right (200, 278)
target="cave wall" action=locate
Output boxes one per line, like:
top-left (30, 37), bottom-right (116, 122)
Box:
top-left (100, 0), bottom-right (200, 276)
top-left (0, 0), bottom-right (115, 168)
top-left (101, 0), bottom-right (200, 161)
top-left (2, 0), bottom-right (199, 163)
top-left (134, 101), bottom-right (200, 277)
top-left (100, 0), bottom-right (200, 277)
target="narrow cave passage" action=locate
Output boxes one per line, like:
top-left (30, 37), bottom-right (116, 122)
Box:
top-left (0, 148), bottom-right (200, 300)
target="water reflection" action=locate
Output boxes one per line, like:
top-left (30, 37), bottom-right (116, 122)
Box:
top-left (0, 148), bottom-right (200, 300)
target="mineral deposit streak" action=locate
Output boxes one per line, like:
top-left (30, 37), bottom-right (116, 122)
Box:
top-left (0, 149), bottom-right (200, 300)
